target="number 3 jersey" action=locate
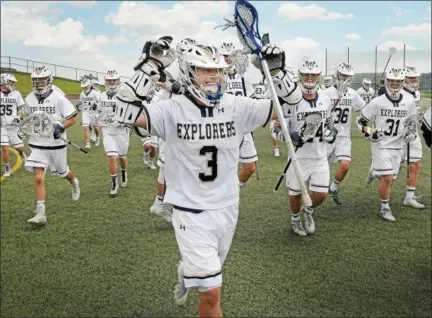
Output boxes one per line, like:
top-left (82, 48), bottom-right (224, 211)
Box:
top-left (321, 86), bottom-right (366, 138)
top-left (98, 91), bottom-right (128, 135)
top-left (360, 92), bottom-right (416, 149)
top-left (1, 90), bottom-right (25, 127)
top-left (287, 93), bottom-right (332, 159)
top-left (144, 93), bottom-right (273, 210)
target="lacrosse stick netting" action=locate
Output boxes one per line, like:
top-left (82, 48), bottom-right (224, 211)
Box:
top-left (230, 50), bottom-right (250, 76)
top-left (17, 111), bottom-right (54, 137)
top-left (234, 0), bottom-right (312, 207)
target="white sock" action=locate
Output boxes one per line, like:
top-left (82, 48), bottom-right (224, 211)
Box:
top-left (36, 200), bottom-right (45, 213)
top-left (4, 162), bottom-right (10, 170)
top-left (291, 213), bottom-right (300, 220)
top-left (380, 199), bottom-right (389, 210)
top-left (239, 181), bottom-right (245, 188)
top-left (303, 206), bottom-right (314, 214)
top-left (330, 179), bottom-right (339, 191)
top-left (405, 186), bottom-right (415, 200)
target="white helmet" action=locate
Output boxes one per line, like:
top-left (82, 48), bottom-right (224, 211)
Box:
top-left (322, 75), bottom-right (333, 88)
top-left (91, 79), bottom-right (101, 90)
top-left (81, 78), bottom-right (92, 94)
top-left (1, 73), bottom-right (18, 92)
top-left (385, 68), bottom-right (405, 99)
top-left (335, 63), bottom-right (354, 95)
top-left (104, 70), bottom-right (120, 94)
top-left (179, 44), bottom-right (229, 107)
top-left (31, 66), bottom-right (53, 95)
top-left (298, 59), bottom-right (322, 94)
top-left (362, 78), bottom-right (372, 91)
top-left (176, 38), bottom-right (196, 57)
top-left (403, 65), bottom-right (421, 92)
top-left (219, 42), bottom-right (235, 56)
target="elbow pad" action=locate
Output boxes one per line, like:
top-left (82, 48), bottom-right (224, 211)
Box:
top-left (272, 70), bottom-right (302, 106)
top-left (125, 62), bottom-right (161, 101)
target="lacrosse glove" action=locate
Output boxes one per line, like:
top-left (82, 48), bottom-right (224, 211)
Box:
top-left (91, 103), bottom-right (98, 111)
top-left (323, 127), bottom-right (338, 144)
top-left (290, 130), bottom-right (305, 148)
top-left (53, 123), bottom-right (65, 139)
top-left (250, 44), bottom-right (286, 74)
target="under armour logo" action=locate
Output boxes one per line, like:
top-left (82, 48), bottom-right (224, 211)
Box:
top-left (218, 108), bottom-right (225, 113)
top-left (180, 225), bottom-right (186, 230)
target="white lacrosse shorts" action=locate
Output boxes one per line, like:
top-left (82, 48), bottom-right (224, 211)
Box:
top-left (1, 127), bottom-right (23, 148)
top-left (103, 134), bottom-right (130, 157)
top-left (239, 133), bottom-right (258, 163)
top-left (286, 157), bottom-right (330, 195)
top-left (141, 135), bottom-right (159, 148)
top-left (327, 136), bottom-right (352, 163)
top-left (172, 203), bottom-right (239, 291)
top-left (25, 146), bottom-right (69, 177)
top-left (81, 111), bottom-right (97, 127)
top-left (400, 137), bottom-right (422, 163)
top-left (157, 138), bottom-right (166, 168)
top-left (371, 146), bottom-right (402, 177)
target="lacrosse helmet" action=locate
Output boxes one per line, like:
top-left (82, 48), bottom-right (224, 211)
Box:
top-left (362, 78), bottom-right (372, 91)
top-left (385, 68), bottom-right (405, 99)
top-left (176, 38), bottom-right (196, 57)
top-left (219, 42), bottom-right (235, 65)
top-left (179, 44), bottom-right (229, 107)
top-left (335, 63), bottom-right (354, 95)
top-left (92, 79), bottom-right (101, 91)
top-left (298, 59), bottom-right (322, 94)
top-left (322, 75), bottom-right (333, 88)
top-left (31, 66), bottom-right (53, 95)
top-left (1, 74), bottom-right (18, 92)
top-left (81, 78), bottom-right (92, 94)
top-left (104, 70), bottom-right (120, 94)
top-left (403, 65), bottom-right (421, 92)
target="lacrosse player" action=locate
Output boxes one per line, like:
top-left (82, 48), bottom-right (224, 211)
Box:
top-left (318, 75), bottom-right (333, 92)
top-left (220, 42), bottom-right (258, 186)
top-left (266, 55), bottom-right (337, 236)
top-left (357, 78), bottom-right (375, 104)
top-left (396, 66), bottom-right (425, 208)
top-left (79, 78), bottom-right (101, 150)
top-left (358, 68), bottom-right (417, 221)
top-left (377, 78), bottom-right (386, 96)
top-left (1, 74), bottom-right (27, 177)
top-left (421, 106), bottom-right (431, 149)
top-left (321, 63), bottom-right (366, 205)
top-left (114, 39), bottom-right (281, 317)
top-left (141, 87), bottom-right (159, 170)
top-left (24, 66), bottom-right (80, 225)
top-left (97, 70), bottom-right (129, 196)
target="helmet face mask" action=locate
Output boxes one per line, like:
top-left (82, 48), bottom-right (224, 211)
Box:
top-left (1, 74), bottom-right (17, 92)
top-left (81, 79), bottom-right (92, 94)
top-left (335, 63), bottom-right (354, 96)
top-left (403, 65), bottom-right (420, 92)
top-left (362, 78), bottom-right (372, 91)
top-left (385, 68), bottom-right (405, 99)
top-left (322, 75), bottom-right (332, 88)
top-left (219, 42), bottom-right (235, 66)
top-left (298, 60), bottom-right (321, 94)
top-left (31, 67), bottom-right (52, 95)
top-left (104, 70), bottom-right (120, 93)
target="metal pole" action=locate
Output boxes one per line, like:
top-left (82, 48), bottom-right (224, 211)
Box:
top-left (347, 46), bottom-right (350, 64)
top-left (8, 56), bottom-right (11, 69)
top-left (325, 48), bottom-right (328, 75)
top-left (374, 45), bottom-right (378, 89)
top-left (55, 65), bottom-right (57, 77)
top-left (26, 59), bottom-right (29, 73)
top-left (403, 44), bottom-right (406, 68)
top-left (76, 68), bottom-right (78, 81)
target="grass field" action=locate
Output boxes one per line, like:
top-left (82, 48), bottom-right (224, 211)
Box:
top-left (1, 108), bottom-right (431, 317)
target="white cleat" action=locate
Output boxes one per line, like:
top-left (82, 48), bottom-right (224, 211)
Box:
top-left (380, 208), bottom-right (396, 222)
top-left (95, 137), bottom-right (100, 147)
top-left (120, 170), bottom-right (128, 188)
top-left (273, 147), bottom-right (280, 157)
top-left (110, 181), bottom-right (119, 196)
top-left (291, 218), bottom-right (307, 236)
top-left (150, 198), bottom-right (173, 223)
top-left (85, 142), bottom-right (91, 150)
top-left (28, 206), bottom-right (47, 225)
top-left (3, 168), bottom-right (11, 178)
top-left (143, 151), bottom-right (150, 165)
top-left (148, 160), bottom-right (156, 170)
top-left (365, 166), bottom-right (377, 185)
top-left (173, 261), bottom-right (189, 306)
top-left (71, 178), bottom-right (80, 201)
top-left (403, 198), bottom-right (425, 209)
top-left (303, 208), bottom-right (316, 235)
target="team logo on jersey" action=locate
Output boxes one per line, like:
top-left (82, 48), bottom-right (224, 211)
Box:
top-left (217, 107), bottom-right (225, 113)
top-left (381, 109), bottom-right (408, 118)
top-left (177, 121), bottom-right (236, 140)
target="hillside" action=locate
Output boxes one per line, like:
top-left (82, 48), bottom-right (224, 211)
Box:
top-left (352, 72), bottom-right (431, 92)
top-left (1, 71), bottom-right (82, 96)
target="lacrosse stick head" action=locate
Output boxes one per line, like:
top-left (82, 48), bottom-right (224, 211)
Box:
top-left (403, 113), bottom-right (421, 143)
top-left (230, 50), bottom-right (250, 76)
top-left (388, 47), bottom-right (396, 57)
top-left (17, 111), bottom-right (54, 137)
top-left (301, 112), bottom-right (323, 141)
top-left (234, 0), bottom-right (263, 55)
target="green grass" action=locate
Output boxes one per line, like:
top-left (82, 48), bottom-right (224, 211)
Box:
top-left (1, 71), bottom-right (81, 96)
top-left (422, 93), bottom-right (431, 99)
top-left (1, 113), bottom-right (431, 317)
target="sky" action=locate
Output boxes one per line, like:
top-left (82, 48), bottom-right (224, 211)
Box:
top-left (1, 1), bottom-right (431, 84)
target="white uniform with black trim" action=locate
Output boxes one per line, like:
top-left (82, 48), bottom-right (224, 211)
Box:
top-left (398, 88), bottom-right (422, 167)
top-left (225, 72), bottom-right (258, 163)
top-left (360, 92), bottom-right (417, 177)
top-left (24, 90), bottom-right (77, 177)
top-left (143, 92), bottom-right (272, 289)
top-left (322, 86), bottom-right (366, 162)
top-left (80, 89), bottom-right (100, 127)
top-left (285, 93), bottom-right (332, 195)
top-left (1, 90), bottom-right (25, 148)
top-left (356, 87), bottom-right (375, 104)
top-left (98, 91), bottom-right (129, 157)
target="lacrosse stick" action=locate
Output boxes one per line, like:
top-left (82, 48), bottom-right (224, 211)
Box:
top-left (375, 47), bottom-right (396, 90)
top-left (403, 112), bottom-right (422, 178)
top-left (17, 111), bottom-right (88, 154)
top-left (231, 0), bottom-right (312, 206)
top-left (274, 112), bottom-right (323, 192)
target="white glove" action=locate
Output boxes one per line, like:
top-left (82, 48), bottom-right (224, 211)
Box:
top-left (135, 36), bottom-right (177, 71)
top-left (250, 44), bottom-right (285, 73)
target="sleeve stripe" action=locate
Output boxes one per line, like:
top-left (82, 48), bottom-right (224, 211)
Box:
top-left (262, 100), bottom-right (273, 128)
top-left (64, 111), bottom-right (78, 120)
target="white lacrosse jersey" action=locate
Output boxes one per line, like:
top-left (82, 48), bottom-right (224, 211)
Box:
top-left (1, 90), bottom-right (25, 127)
top-left (224, 72), bottom-right (253, 97)
top-left (402, 88), bottom-right (421, 111)
top-left (288, 94), bottom-right (332, 159)
top-left (25, 90), bottom-right (77, 147)
top-left (144, 92), bottom-right (272, 210)
top-left (360, 93), bottom-right (417, 149)
top-left (79, 89), bottom-right (100, 113)
top-left (52, 84), bottom-right (66, 96)
top-left (356, 87), bottom-right (375, 104)
top-left (98, 91), bottom-right (128, 135)
top-left (321, 86), bottom-right (366, 137)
